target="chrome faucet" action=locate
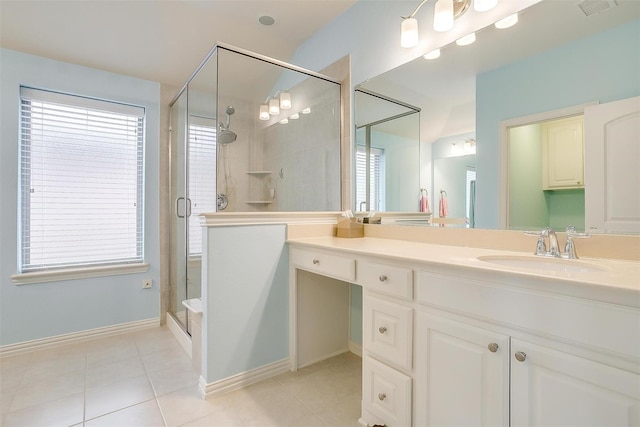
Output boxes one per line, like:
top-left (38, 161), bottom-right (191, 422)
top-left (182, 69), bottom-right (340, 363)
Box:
top-left (359, 201), bottom-right (367, 212)
top-left (526, 226), bottom-right (590, 259)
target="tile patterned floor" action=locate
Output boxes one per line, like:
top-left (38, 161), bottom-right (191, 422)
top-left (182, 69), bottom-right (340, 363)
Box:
top-left (0, 327), bottom-right (362, 426)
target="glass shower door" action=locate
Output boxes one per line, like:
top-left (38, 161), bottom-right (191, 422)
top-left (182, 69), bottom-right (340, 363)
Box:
top-left (169, 90), bottom-right (189, 331)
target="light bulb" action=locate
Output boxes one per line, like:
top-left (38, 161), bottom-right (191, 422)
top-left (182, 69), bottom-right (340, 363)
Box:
top-left (473, 0), bottom-right (497, 12)
top-left (433, 0), bottom-right (454, 32)
top-left (279, 92), bottom-right (291, 109)
top-left (495, 13), bottom-right (518, 29)
top-left (401, 17), bottom-right (419, 48)
top-left (290, 113), bottom-right (299, 119)
top-left (279, 118), bottom-right (288, 124)
top-left (423, 49), bottom-right (441, 60)
top-left (259, 104), bottom-right (269, 120)
top-left (456, 32), bottom-right (476, 46)
top-left (301, 107), bottom-right (311, 114)
top-left (269, 98), bottom-right (280, 115)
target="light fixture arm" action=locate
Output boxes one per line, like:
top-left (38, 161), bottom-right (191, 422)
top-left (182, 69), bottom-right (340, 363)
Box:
top-left (403, 0), bottom-right (430, 19)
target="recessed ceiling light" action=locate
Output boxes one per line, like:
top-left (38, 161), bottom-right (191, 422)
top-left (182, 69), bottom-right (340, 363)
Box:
top-left (259, 15), bottom-right (275, 26)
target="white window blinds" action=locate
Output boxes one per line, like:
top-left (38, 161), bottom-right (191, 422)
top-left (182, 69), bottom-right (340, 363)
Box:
top-left (19, 87), bottom-right (145, 272)
top-left (355, 145), bottom-right (386, 211)
top-left (187, 117), bottom-right (217, 256)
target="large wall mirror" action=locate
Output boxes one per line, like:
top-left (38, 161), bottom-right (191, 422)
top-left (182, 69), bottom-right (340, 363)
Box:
top-left (355, 0), bottom-right (639, 233)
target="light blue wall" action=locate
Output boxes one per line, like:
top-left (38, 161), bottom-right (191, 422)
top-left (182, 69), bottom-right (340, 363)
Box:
top-left (201, 224), bottom-right (289, 382)
top-left (476, 19), bottom-right (640, 229)
top-left (371, 130), bottom-right (420, 212)
top-left (0, 49), bottom-right (161, 346)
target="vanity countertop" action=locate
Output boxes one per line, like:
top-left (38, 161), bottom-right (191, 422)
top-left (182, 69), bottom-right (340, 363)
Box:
top-left (288, 236), bottom-right (640, 308)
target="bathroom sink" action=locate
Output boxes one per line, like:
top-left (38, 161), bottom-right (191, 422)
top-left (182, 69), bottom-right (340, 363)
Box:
top-left (477, 255), bottom-right (605, 273)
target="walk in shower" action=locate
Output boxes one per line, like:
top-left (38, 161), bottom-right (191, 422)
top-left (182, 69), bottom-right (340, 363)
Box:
top-left (169, 44), bottom-right (342, 332)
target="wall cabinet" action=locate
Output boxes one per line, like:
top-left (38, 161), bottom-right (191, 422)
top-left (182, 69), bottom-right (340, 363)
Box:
top-left (289, 244), bottom-right (640, 427)
top-left (542, 115), bottom-right (584, 190)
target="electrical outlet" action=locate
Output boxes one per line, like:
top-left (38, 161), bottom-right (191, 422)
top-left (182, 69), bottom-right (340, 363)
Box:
top-left (143, 279), bottom-right (152, 289)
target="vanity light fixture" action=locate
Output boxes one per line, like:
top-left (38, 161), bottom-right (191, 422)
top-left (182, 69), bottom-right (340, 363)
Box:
top-left (401, 0), bottom-right (497, 48)
top-left (495, 12), bottom-right (518, 29)
top-left (290, 113), bottom-right (300, 119)
top-left (473, 0), bottom-right (497, 12)
top-left (279, 118), bottom-right (289, 124)
top-left (456, 32), bottom-right (476, 46)
top-left (269, 98), bottom-right (280, 115)
top-left (259, 104), bottom-right (270, 120)
top-left (301, 107), bottom-right (311, 114)
top-left (279, 91), bottom-right (292, 109)
top-left (423, 48), bottom-right (441, 59)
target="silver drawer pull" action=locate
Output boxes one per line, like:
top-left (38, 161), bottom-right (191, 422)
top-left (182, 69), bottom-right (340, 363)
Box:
top-left (378, 275), bottom-right (388, 282)
top-left (515, 351), bottom-right (527, 362)
top-left (312, 259), bottom-right (320, 265)
top-left (488, 343), bottom-right (499, 353)
top-left (378, 326), bottom-right (387, 334)
top-left (378, 393), bottom-right (387, 401)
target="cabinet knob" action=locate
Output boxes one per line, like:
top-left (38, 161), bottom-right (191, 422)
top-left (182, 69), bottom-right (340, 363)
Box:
top-left (378, 393), bottom-right (387, 401)
top-left (312, 259), bottom-right (320, 265)
top-left (488, 343), bottom-right (499, 353)
top-left (378, 275), bottom-right (388, 282)
top-left (515, 351), bottom-right (527, 362)
top-left (378, 326), bottom-right (387, 334)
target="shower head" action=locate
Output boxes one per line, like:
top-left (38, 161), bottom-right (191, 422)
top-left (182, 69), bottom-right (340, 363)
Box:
top-left (219, 129), bottom-right (237, 145)
top-left (221, 105), bottom-right (236, 138)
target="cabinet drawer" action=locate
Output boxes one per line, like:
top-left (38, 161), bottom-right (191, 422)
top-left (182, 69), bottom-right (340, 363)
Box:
top-left (363, 355), bottom-right (412, 427)
top-left (290, 248), bottom-right (355, 282)
top-left (360, 260), bottom-right (413, 300)
top-left (364, 296), bottom-right (413, 370)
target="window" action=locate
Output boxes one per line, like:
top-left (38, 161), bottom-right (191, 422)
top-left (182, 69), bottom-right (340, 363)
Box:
top-left (187, 118), bottom-right (217, 256)
top-left (19, 87), bottom-right (145, 273)
top-left (356, 145), bottom-right (386, 211)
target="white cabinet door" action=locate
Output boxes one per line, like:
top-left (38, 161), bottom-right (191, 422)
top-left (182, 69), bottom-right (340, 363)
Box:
top-left (363, 355), bottom-right (412, 427)
top-left (511, 339), bottom-right (640, 426)
top-left (584, 96), bottom-right (640, 234)
top-left (542, 115), bottom-right (585, 190)
top-left (415, 312), bottom-right (510, 427)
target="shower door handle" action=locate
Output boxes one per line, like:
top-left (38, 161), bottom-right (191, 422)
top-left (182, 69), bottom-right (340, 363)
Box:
top-left (176, 197), bottom-right (193, 218)
top-left (175, 197), bottom-right (186, 218)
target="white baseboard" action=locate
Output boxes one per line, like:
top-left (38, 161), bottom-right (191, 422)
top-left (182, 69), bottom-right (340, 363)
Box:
top-left (349, 341), bottom-right (363, 358)
top-left (0, 317), bottom-right (160, 358)
top-left (167, 312), bottom-right (192, 358)
top-left (198, 358), bottom-right (290, 399)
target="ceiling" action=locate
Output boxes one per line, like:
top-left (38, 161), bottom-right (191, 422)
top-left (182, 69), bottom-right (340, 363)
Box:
top-left (0, 0), bottom-right (357, 88)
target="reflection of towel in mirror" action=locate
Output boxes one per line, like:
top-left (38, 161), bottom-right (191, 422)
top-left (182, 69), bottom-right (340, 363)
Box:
top-left (420, 195), bottom-right (430, 213)
top-left (439, 193), bottom-right (449, 220)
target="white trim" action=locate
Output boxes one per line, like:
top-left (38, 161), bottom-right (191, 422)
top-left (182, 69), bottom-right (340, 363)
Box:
top-left (349, 341), bottom-right (363, 358)
top-left (198, 358), bottom-right (290, 399)
top-left (0, 317), bottom-right (159, 358)
top-left (12, 263), bottom-right (150, 285)
top-left (200, 211), bottom-right (342, 227)
top-left (498, 102), bottom-right (597, 229)
top-left (167, 312), bottom-right (192, 359)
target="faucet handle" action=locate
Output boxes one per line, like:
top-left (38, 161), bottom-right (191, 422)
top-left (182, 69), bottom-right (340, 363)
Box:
top-left (565, 225), bottom-right (591, 239)
top-left (563, 225), bottom-right (590, 259)
top-left (524, 230), bottom-right (547, 255)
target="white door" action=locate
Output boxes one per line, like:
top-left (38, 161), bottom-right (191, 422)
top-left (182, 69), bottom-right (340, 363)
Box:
top-left (584, 96), bottom-right (640, 234)
top-left (511, 339), bottom-right (640, 426)
top-left (415, 312), bottom-right (510, 426)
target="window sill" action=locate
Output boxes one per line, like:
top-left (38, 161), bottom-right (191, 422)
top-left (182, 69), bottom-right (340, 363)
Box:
top-left (11, 263), bottom-right (150, 285)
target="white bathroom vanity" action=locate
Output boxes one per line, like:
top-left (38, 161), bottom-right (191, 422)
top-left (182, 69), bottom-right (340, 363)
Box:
top-left (289, 235), bottom-right (640, 426)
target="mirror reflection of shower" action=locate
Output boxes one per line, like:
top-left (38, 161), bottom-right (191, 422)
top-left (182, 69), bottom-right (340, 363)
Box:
top-left (217, 105), bottom-right (237, 210)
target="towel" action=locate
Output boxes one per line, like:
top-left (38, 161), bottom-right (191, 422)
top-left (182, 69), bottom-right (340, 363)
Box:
top-left (438, 192), bottom-right (448, 227)
top-left (420, 194), bottom-right (430, 213)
